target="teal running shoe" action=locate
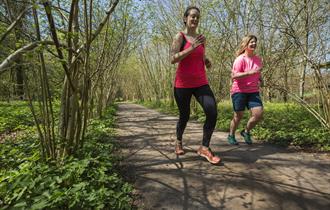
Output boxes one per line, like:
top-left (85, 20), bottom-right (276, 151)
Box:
top-left (227, 135), bottom-right (239, 145)
top-left (240, 130), bottom-right (252, 145)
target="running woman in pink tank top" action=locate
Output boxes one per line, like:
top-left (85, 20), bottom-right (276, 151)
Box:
top-left (170, 6), bottom-right (220, 164)
top-left (227, 35), bottom-right (264, 145)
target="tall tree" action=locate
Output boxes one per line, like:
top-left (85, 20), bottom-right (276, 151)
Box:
top-left (2, 0), bottom-right (29, 99)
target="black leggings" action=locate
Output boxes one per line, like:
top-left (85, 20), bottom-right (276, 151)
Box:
top-left (174, 85), bottom-right (217, 147)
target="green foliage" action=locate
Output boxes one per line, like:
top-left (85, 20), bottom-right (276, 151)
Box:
top-left (141, 100), bottom-right (178, 115)
top-left (250, 103), bottom-right (330, 149)
top-left (0, 105), bottom-right (133, 209)
top-left (0, 132), bottom-right (38, 170)
top-left (140, 100), bottom-right (330, 151)
top-left (0, 101), bottom-right (61, 135)
top-left (0, 101), bottom-right (35, 134)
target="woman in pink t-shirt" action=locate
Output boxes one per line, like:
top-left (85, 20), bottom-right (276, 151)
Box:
top-left (170, 6), bottom-right (220, 164)
top-left (227, 35), bottom-right (263, 145)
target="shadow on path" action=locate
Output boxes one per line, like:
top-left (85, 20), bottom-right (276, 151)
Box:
top-left (116, 103), bottom-right (330, 210)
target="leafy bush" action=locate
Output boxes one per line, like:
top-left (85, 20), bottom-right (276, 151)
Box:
top-left (0, 104), bottom-right (134, 209)
top-left (253, 103), bottom-right (330, 149)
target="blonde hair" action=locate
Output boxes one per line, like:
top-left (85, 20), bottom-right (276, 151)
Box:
top-left (236, 35), bottom-right (257, 56)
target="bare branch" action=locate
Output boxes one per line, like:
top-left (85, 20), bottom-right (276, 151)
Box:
top-left (69, 0), bottom-right (119, 68)
top-left (0, 6), bottom-right (31, 44)
top-left (42, 1), bottom-right (75, 91)
top-left (0, 40), bottom-right (55, 74)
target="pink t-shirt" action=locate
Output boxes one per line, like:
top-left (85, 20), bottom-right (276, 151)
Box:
top-left (231, 54), bottom-right (262, 94)
top-left (175, 33), bottom-right (208, 88)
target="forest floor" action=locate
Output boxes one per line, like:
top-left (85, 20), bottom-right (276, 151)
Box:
top-left (115, 103), bottom-right (330, 210)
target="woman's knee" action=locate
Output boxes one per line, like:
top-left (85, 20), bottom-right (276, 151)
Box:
top-left (234, 111), bottom-right (244, 121)
top-left (205, 106), bottom-right (217, 121)
top-left (251, 108), bottom-right (263, 121)
top-left (253, 112), bottom-right (263, 122)
top-left (179, 112), bottom-right (190, 123)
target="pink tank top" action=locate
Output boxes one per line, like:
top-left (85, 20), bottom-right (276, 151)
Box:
top-left (174, 32), bottom-right (208, 88)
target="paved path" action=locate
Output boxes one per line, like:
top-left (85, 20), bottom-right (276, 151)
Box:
top-left (115, 103), bottom-right (330, 210)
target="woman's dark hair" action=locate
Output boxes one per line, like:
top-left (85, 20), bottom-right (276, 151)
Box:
top-left (183, 6), bottom-right (200, 25)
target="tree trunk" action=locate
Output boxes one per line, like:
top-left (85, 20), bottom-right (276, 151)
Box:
top-left (299, 0), bottom-right (309, 99)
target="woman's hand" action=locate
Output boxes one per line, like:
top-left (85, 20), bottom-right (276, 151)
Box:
top-left (259, 77), bottom-right (264, 87)
top-left (248, 68), bottom-right (262, 75)
top-left (191, 34), bottom-right (205, 49)
top-left (205, 58), bottom-right (212, 69)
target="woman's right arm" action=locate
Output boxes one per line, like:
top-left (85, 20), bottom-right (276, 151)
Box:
top-left (231, 57), bottom-right (261, 79)
top-left (170, 33), bottom-right (204, 64)
top-left (231, 69), bottom-right (260, 79)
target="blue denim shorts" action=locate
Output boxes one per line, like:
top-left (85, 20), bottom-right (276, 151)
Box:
top-left (231, 92), bottom-right (263, 112)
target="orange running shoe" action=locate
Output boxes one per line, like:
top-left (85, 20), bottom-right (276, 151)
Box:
top-left (197, 146), bottom-right (221, 164)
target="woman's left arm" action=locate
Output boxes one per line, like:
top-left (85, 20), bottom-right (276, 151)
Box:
top-left (203, 39), bottom-right (212, 69)
top-left (204, 56), bottom-right (212, 69)
top-left (258, 57), bottom-right (264, 87)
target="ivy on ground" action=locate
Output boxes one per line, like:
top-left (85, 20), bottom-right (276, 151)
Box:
top-left (0, 103), bottom-right (134, 210)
